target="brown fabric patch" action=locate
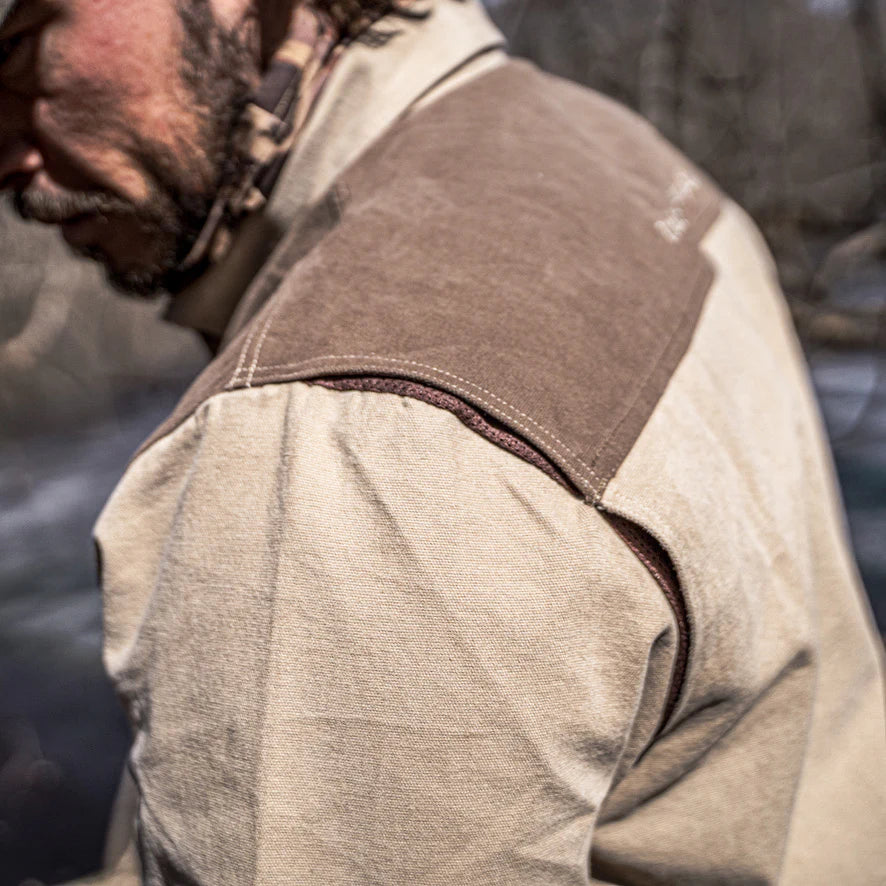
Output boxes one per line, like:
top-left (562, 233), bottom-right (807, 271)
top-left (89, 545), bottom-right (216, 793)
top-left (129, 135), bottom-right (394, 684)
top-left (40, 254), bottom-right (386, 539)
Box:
top-left (143, 60), bottom-right (721, 502)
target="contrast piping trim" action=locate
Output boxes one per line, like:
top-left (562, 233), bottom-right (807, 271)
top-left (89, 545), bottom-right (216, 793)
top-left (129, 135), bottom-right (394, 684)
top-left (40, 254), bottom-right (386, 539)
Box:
top-left (601, 511), bottom-right (690, 734)
top-left (311, 376), bottom-right (582, 495)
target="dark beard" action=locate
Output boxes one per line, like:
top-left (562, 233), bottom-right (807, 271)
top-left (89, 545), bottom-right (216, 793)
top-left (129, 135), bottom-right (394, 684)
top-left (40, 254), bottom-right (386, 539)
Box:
top-left (14, 166), bottom-right (216, 297)
top-left (122, 0), bottom-right (257, 296)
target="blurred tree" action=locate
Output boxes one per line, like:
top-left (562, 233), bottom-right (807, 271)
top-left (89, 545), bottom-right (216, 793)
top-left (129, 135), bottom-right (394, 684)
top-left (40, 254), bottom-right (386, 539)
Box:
top-left (487, 0), bottom-right (886, 343)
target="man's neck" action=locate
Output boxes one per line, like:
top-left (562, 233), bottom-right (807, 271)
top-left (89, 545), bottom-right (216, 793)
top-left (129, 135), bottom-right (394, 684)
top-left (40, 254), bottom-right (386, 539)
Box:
top-left (165, 0), bottom-right (505, 348)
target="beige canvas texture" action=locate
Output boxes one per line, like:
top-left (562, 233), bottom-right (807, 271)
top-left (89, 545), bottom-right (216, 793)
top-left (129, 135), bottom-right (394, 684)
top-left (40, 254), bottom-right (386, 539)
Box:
top-left (96, 383), bottom-right (678, 885)
top-left (596, 200), bottom-right (886, 884)
top-left (92, 203), bottom-right (885, 884)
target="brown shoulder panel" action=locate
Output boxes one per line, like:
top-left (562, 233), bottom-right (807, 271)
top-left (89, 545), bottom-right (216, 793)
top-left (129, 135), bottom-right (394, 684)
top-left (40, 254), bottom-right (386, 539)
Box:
top-left (140, 60), bottom-right (721, 502)
top-left (135, 192), bottom-right (343, 460)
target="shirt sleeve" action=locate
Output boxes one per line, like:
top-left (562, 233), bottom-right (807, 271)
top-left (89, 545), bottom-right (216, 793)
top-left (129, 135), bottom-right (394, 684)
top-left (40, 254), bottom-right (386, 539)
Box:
top-left (94, 381), bottom-right (678, 885)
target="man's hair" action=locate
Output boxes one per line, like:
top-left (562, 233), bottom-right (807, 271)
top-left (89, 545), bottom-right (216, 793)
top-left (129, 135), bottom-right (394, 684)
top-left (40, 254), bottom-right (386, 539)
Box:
top-left (314, 1), bottom-right (425, 36)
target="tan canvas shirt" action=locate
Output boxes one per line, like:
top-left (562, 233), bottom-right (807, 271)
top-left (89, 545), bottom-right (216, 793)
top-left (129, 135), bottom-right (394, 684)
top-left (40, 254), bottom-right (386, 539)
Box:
top-left (87, 3), bottom-right (886, 883)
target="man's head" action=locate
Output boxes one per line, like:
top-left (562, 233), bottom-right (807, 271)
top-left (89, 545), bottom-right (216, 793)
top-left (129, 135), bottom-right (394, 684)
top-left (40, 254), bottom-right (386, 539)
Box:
top-left (0, 0), bottom-right (419, 295)
top-left (0, 0), bottom-right (271, 294)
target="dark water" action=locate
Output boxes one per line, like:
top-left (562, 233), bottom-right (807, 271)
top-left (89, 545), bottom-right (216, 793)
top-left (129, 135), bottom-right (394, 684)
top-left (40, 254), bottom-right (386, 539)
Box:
top-left (1, 364), bottom-right (884, 885)
top-left (0, 385), bottom-right (189, 886)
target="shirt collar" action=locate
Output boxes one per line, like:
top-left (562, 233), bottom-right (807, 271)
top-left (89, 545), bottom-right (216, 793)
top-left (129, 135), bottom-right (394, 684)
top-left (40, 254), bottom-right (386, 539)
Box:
top-left (166, 0), bottom-right (505, 343)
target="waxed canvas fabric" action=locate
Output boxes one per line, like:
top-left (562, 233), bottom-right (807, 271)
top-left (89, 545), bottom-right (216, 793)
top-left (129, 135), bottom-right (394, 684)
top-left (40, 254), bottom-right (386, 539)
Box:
top-left (142, 60), bottom-right (721, 502)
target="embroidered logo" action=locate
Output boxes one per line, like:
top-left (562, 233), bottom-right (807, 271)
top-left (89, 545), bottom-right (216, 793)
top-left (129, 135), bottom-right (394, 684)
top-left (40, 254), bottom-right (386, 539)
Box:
top-left (655, 170), bottom-right (701, 244)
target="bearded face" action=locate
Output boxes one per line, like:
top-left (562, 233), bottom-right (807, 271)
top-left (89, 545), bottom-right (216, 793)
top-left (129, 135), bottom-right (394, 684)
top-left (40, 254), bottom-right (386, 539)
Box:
top-left (0, 0), bottom-right (259, 295)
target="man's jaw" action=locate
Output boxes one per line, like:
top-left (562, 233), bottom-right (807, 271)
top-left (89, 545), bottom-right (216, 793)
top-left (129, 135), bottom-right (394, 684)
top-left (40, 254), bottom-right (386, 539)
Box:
top-left (8, 181), bottom-right (193, 296)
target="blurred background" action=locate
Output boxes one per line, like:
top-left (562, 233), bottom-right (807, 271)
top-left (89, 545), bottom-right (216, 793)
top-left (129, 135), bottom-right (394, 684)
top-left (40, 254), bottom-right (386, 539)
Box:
top-left (2, 1), bottom-right (885, 882)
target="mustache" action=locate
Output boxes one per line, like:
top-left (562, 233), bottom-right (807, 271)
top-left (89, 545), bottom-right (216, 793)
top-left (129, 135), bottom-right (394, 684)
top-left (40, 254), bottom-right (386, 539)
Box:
top-left (12, 188), bottom-right (136, 224)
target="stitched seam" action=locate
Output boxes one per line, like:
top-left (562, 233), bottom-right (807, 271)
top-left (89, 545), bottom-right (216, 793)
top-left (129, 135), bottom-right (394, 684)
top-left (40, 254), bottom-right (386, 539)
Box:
top-left (230, 314), bottom-right (265, 389)
top-left (227, 193), bottom-right (344, 391)
top-left (314, 376), bottom-right (581, 496)
top-left (245, 297), bottom-right (287, 388)
top-left (240, 354), bottom-right (604, 496)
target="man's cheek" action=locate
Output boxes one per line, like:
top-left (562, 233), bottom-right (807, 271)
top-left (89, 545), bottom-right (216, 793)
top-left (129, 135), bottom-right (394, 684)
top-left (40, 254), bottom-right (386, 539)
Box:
top-left (32, 96), bottom-right (151, 203)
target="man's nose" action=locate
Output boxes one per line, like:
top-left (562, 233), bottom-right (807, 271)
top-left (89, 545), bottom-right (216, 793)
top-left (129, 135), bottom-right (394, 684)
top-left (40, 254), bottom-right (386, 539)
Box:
top-left (0, 139), bottom-right (41, 188)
